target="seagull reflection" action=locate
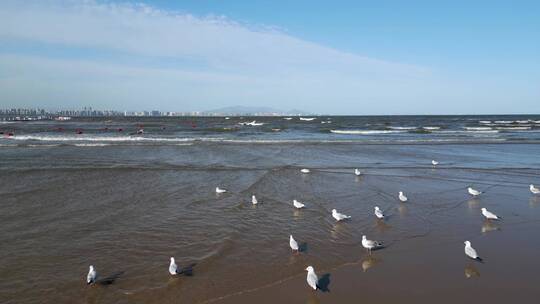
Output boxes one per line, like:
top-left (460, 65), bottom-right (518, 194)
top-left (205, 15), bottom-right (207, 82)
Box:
top-left (530, 196), bottom-right (540, 208)
top-left (361, 256), bottom-right (381, 272)
top-left (467, 198), bottom-right (480, 209)
top-left (306, 292), bottom-right (321, 304)
top-left (293, 209), bottom-right (304, 218)
top-left (331, 222), bottom-right (347, 239)
top-left (481, 220), bottom-right (501, 233)
top-left (464, 264), bottom-right (480, 278)
top-left (398, 204), bottom-right (408, 217)
top-left (375, 219), bottom-right (391, 233)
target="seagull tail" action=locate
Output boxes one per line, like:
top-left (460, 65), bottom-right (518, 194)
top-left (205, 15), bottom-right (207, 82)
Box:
top-left (475, 257), bottom-right (484, 263)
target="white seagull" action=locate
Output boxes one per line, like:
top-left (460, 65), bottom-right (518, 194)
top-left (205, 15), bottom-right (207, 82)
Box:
top-left (398, 191), bottom-right (408, 202)
top-left (168, 257), bottom-right (194, 276)
top-left (362, 235), bottom-right (383, 253)
top-left (354, 168), bottom-right (361, 176)
top-left (481, 208), bottom-right (501, 220)
top-left (289, 235), bottom-right (299, 252)
top-left (530, 184), bottom-right (540, 194)
top-left (332, 209), bottom-right (351, 221)
top-left (305, 266), bottom-right (318, 290)
top-left (87, 265), bottom-right (97, 285)
top-left (293, 199), bottom-right (305, 209)
top-left (252, 195), bottom-right (258, 205)
top-left (300, 168), bottom-right (310, 174)
top-left (215, 187), bottom-right (227, 193)
top-left (468, 187), bottom-right (482, 197)
top-left (464, 241), bottom-right (483, 262)
top-left (374, 206), bottom-right (384, 219)
top-left (432, 160), bottom-right (439, 166)
top-left (169, 257), bottom-right (182, 275)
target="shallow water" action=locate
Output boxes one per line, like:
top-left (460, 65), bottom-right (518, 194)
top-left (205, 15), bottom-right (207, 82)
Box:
top-left (1, 118), bottom-right (540, 303)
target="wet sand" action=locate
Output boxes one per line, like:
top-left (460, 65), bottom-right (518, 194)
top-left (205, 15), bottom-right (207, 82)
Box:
top-left (1, 143), bottom-right (540, 303)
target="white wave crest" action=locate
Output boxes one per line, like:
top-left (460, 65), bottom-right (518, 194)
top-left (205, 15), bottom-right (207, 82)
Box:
top-left (330, 130), bottom-right (404, 135)
top-left (464, 127), bottom-right (492, 131)
top-left (389, 126), bottom-right (417, 130)
top-left (11, 135), bottom-right (223, 142)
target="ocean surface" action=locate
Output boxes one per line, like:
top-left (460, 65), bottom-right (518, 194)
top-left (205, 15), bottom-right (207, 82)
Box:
top-left (1, 115), bottom-right (540, 303)
top-left (2, 115), bottom-right (540, 146)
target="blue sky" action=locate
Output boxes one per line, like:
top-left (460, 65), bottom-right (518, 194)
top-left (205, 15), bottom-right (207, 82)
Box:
top-left (0, 0), bottom-right (538, 114)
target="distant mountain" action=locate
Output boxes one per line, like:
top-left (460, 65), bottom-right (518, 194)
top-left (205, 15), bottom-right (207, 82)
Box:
top-left (202, 105), bottom-right (310, 116)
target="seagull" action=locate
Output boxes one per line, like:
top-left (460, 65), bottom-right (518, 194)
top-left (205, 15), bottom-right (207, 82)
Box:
top-left (468, 187), bottom-right (482, 197)
top-left (432, 160), bottom-right (439, 166)
top-left (332, 209), bottom-right (351, 221)
top-left (293, 199), bottom-right (305, 209)
top-left (481, 208), bottom-right (501, 220)
top-left (87, 265), bottom-right (97, 285)
top-left (464, 241), bottom-right (483, 262)
top-left (354, 168), bottom-right (361, 176)
top-left (252, 195), bottom-right (258, 205)
top-left (362, 235), bottom-right (383, 254)
top-left (289, 235), bottom-right (299, 252)
top-left (168, 257), bottom-right (194, 276)
top-left (398, 191), bottom-right (408, 202)
top-left (169, 257), bottom-right (181, 275)
top-left (168, 257), bottom-right (192, 275)
top-left (374, 206), bottom-right (384, 219)
top-left (530, 184), bottom-right (540, 194)
top-left (305, 266), bottom-right (318, 290)
top-left (300, 168), bottom-right (310, 174)
top-left (215, 187), bottom-right (227, 193)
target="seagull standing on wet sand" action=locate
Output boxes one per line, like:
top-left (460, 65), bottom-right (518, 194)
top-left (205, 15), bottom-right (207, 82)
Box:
top-left (332, 209), bottom-right (351, 221)
top-left (305, 266), bottom-right (318, 290)
top-left (481, 208), bottom-right (501, 220)
top-left (468, 187), bottom-right (482, 197)
top-left (464, 241), bottom-right (483, 262)
top-left (289, 235), bottom-right (299, 252)
top-left (301, 168), bottom-right (310, 174)
top-left (432, 160), bottom-right (439, 166)
top-left (87, 265), bottom-right (96, 284)
top-left (169, 257), bottom-right (181, 275)
top-left (252, 195), bottom-right (258, 205)
top-left (215, 187), bottom-right (227, 193)
top-left (530, 184), bottom-right (540, 194)
top-left (354, 168), bottom-right (361, 176)
top-left (374, 206), bottom-right (384, 219)
top-left (398, 191), bottom-right (408, 202)
top-left (293, 199), bottom-right (305, 209)
top-left (362, 235), bottom-right (383, 254)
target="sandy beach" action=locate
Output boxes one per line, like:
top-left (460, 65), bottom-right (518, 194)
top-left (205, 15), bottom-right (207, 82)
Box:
top-left (1, 137), bottom-right (540, 303)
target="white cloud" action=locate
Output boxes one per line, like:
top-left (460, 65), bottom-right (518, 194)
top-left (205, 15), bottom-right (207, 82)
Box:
top-left (0, 0), bottom-right (442, 113)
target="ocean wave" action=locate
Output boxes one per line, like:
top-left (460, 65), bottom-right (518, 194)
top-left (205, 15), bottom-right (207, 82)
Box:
top-left (422, 126), bottom-right (441, 130)
top-left (478, 120), bottom-right (491, 124)
top-left (330, 129), bottom-right (404, 135)
top-left (464, 127), bottom-right (493, 131)
top-left (74, 143), bottom-right (111, 147)
top-left (494, 120), bottom-right (513, 124)
top-left (496, 126), bottom-right (531, 130)
top-left (10, 135), bottom-right (222, 142)
top-left (389, 126), bottom-right (417, 130)
top-left (436, 130), bottom-right (500, 134)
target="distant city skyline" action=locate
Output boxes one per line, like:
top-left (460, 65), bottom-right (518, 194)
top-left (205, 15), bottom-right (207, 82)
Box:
top-left (1, 0), bottom-right (539, 115)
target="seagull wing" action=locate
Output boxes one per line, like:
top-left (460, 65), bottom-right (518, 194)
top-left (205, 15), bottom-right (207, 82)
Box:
top-left (290, 238), bottom-right (299, 250)
top-left (465, 246), bottom-right (478, 259)
top-left (307, 272), bottom-right (318, 290)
